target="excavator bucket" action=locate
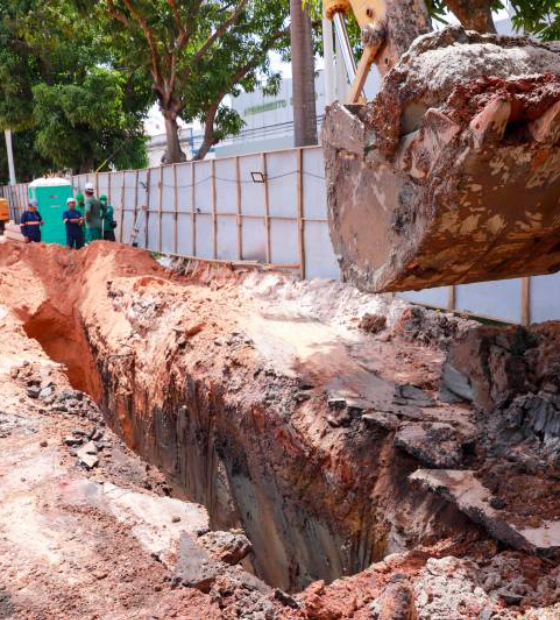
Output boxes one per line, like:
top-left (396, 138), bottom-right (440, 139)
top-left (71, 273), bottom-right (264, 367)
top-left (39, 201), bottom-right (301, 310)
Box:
top-left (322, 28), bottom-right (560, 293)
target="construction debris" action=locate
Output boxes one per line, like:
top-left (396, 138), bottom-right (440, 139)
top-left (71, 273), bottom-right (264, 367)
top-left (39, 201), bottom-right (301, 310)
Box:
top-left (1, 241), bottom-right (560, 617)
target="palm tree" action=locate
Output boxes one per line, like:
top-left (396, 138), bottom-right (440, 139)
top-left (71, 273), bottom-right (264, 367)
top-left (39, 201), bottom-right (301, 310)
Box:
top-left (290, 0), bottom-right (318, 147)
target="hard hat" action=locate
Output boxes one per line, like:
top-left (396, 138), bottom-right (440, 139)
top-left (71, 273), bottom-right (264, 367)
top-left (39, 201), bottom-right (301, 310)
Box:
top-left (28, 198), bottom-right (38, 207)
top-left (76, 191), bottom-right (84, 203)
top-left (67, 197), bottom-right (77, 205)
top-left (99, 194), bottom-right (107, 203)
top-left (84, 182), bottom-right (94, 192)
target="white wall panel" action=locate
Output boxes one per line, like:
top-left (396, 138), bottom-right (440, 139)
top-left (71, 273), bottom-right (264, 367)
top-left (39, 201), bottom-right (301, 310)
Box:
top-left (195, 214), bottom-right (213, 258)
top-left (97, 173), bottom-right (110, 199)
top-left (177, 213), bottom-right (194, 256)
top-left (302, 148), bottom-right (327, 220)
top-left (530, 272), bottom-right (560, 323)
top-left (161, 212), bottom-right (175, 254)
top-left (267, 151), bottom-right (298, 218)
top-left (162, 165), bottom-right (175, 216)
top-left (215, 159), bottom-right (238, 214)
top-left (216, 216), bottom-right (238, 260)
top-left (239, 155), bottom-right (265, 216)
top-left (304, 221), bottom-right (339, 279)
top-left (398, 287), bottom-right (449, 309)
top-left (242, 218), bottom-right (266, 262)
top-left (270, 220), bottom-right (299, 265)
top-left (194, 161), bottom-right (212, 214)
top-left (176, 163), bottom-right (193, 213)
top-left (456, 278), bottom-right (522, 323)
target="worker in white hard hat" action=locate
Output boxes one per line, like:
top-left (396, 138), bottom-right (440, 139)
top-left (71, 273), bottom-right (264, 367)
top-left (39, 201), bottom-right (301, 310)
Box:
top-left (20, 198), bottom-right (44, 243)
top-left (83, 182), bottom-right (104, 243)
top-left (62, 197), bottom-right (85, 249)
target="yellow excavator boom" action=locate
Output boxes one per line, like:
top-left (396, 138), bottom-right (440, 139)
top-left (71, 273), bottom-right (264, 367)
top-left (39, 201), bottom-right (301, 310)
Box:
top-left (323, 0), bottom-right (430, 103)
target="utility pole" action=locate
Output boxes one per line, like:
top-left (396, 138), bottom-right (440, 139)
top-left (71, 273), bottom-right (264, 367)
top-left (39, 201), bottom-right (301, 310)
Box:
top-left (4, 130), bottom-right (16, 185)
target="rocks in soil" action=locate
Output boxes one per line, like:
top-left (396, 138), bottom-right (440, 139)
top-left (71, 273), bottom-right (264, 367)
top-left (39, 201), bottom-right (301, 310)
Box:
top-left (394, 383), bottom-right (435, 407)
top-left (198, 529), bottom-right (252, 566)
top-left (359, 313), bottom-right (387, 335)
top-left (395, 423), bottom-right (470, 468)
top-left (370, 576), bottom-right (417, 620)
top-left (76, 441), bottom-right (99, 469)
top-left (26, 385), bottom-right (41, 399)
top-left (393, 306), bottom-right (474, 350)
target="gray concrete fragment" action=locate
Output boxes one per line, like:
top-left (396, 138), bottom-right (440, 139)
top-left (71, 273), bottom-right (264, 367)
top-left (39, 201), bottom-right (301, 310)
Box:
top-left (411, 469), bottom-right (560, 554)
top-left (395, 423), bottom-right (466, 468)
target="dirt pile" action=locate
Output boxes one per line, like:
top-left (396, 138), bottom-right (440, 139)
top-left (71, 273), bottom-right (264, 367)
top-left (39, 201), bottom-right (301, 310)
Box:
top-left (1, 241), bottom-right (560, 617)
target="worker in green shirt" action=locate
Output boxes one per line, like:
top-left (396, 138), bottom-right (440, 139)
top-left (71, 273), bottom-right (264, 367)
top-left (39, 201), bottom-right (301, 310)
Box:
top-left (83, 182), bottom-right (104, 243)
top-left (99, 194), bottom-right (117, 242)
top-left (75, 191), bottom-right (87, 237)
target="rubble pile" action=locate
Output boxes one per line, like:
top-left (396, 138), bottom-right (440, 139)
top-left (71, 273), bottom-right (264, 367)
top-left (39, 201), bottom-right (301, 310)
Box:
top-left (0, 241), bottom-right (559, 617)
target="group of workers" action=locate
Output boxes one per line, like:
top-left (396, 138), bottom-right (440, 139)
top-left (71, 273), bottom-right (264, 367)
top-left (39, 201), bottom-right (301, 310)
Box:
top-left (20, 182), bottom-right (117, 248)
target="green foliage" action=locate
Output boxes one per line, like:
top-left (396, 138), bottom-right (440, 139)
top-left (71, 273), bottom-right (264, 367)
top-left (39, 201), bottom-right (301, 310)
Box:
top-left (32, 69), bottom-right (147, 171)
top-left (510, 1), bottom-right (560, 41)
top-left (82, 0), bottom-right (291, 157)
top-left (0, 0), bottom-right (150, 176)
top-left (424, 1), bottom-right (503, 24)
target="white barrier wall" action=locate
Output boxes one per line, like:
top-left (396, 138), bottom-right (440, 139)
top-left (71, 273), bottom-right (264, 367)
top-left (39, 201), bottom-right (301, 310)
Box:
top-left (2, 145), bottom-right (559, 326)
top-left (68, 146), bottom-right (340, 281)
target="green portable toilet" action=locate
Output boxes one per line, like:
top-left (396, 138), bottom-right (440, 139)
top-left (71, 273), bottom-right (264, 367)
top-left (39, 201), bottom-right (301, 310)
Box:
top-left (28, 177), bottom-right (73, 245)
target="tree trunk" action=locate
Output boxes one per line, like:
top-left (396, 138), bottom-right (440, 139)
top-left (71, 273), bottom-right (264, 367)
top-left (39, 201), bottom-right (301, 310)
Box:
top-left (192, 104), bottom-right (219, 161)
top-left (161, 110), bottom-right (187, 164)
top-left (79, 154), bottom-right (94, 174)
top-left (290, 0), bottom-right (318, 147)
top-left (445, 0), bottom-right (496, 33)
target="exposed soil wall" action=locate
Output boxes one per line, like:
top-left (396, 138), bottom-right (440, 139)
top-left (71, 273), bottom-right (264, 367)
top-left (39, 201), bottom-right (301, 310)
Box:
top-left (2, 242), bottom-right (560, 616)
top-left (0, 242), bottom-right (478, 592)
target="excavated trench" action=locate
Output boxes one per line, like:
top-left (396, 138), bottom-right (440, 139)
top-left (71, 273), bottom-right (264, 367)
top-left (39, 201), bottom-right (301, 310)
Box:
top-left (14, 255), bottom-right (478, 593)
top-left (13, 243), bottom-right (560, 601)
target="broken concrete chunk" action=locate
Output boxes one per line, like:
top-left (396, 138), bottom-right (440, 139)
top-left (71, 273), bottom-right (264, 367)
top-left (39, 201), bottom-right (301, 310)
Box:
top-left (395, 423), bottom-right (467, 468)
top-left (26, 386), bottom-right (41, 399)
top-left (411, 469), bottom-right (560, 555)
top-left (441, 362), bottom-right (474, 404)
top-left (64, 435), bottom-right (83, 447)
top-left (77, 449), bottom-right (99, 470)
top-left (82, 440), bottom-right (98, 455)
top-left (369, 578), bottom-right (417, 620)
top-left (501, 393), bottom-right (560, 442)
top-left (175, 532), bottom-right (223, 593)
top-left (393, 384), bottom-right (435, 408)
top-left (198, 529), bottom-right (252, 566)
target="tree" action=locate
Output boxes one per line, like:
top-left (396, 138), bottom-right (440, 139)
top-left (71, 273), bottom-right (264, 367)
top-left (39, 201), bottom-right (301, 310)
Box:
top-left (89, 0), bottom-right (290, 163)
top-left (0, 0), bottom-right (151, 178)
top-left (33, 69), bottom-right (148, 172)
top-left (290, 0), bottom-right (318, 147)
top-left (427, 0), bottom-right (560, 38)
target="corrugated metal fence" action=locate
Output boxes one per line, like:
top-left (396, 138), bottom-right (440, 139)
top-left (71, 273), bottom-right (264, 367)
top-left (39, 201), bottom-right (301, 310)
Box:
top-left (3, 145), bottom-right (560, 325)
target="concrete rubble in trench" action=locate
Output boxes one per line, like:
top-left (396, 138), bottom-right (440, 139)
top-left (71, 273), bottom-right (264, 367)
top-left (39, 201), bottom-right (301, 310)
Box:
top-left (0, 241), bottom-right (559, 618)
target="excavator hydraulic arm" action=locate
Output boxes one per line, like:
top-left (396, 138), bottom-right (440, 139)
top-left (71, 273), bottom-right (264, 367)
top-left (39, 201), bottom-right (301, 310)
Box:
top-left (321, 1), bottom-right (560, 293)
top-left (323, 0), bottom-right (430, 103)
